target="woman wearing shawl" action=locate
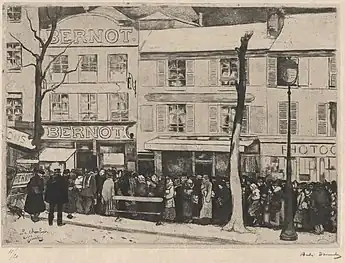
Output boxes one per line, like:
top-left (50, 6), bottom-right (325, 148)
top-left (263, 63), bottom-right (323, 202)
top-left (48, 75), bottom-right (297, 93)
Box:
top-left (248, 183), bottom-right (261, 226)
top-left (101, 171), bottom-right (115, 216)
top-left (164, 177), bottom-right (176, 222)
top-left (199, 175), bottom-right (213, 225)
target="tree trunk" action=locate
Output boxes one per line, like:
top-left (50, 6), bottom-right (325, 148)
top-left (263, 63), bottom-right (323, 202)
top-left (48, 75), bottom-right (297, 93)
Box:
top-left (223, 32), bottom-right (253, 233)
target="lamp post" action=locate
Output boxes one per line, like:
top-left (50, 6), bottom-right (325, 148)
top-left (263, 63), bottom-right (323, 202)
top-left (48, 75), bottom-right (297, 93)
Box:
top-left (280, 57), bottom-right (298, 241)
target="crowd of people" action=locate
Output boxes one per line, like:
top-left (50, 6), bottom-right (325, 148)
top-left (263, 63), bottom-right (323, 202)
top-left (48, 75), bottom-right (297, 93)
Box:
top-left (22, 167), bottom-right (337, 234)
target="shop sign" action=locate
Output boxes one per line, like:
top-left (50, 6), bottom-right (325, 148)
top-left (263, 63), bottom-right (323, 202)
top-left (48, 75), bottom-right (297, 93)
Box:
top-left (7, 128), bottom-right (35, 150)
top-left (42, 125), bottom-right (130, 141)
top-left (263, 143), bottom-right (336, 157)
top-left (43, 28), bottom-right (137, 46)
top-left (12, 173), bottom-right (34, 188)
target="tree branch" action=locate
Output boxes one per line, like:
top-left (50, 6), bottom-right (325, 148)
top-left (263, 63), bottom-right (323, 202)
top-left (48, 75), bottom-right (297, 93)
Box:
top-left (40, 59), bottom-right (81, 102)
top-left (42, 42), bottom-right (73, 81)
top-left (25, 8), bottom-right (44, 47)
top-left (22, 63), bottom-right (36, 68)
top-left (9, 33), bottom-right (39, 59)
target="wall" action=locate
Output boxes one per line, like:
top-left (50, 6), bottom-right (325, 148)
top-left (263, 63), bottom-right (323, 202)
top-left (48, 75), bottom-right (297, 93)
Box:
top-left (3, 5), bottom-right (39, 124)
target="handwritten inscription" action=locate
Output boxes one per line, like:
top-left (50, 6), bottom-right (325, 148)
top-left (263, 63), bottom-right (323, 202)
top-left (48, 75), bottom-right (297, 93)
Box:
top-left (301, 252), bottom-right (342, 260)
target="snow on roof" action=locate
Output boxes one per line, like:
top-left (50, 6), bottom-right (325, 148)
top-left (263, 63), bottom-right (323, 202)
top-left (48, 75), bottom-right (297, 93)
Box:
top-left (90, 6), bottom-right (132, 21)
top-left (139, 11), bottom-right (173, 21)
top-left (270, 12), bottom-right (336, 51)
top-left (140, 22), bottom-right (274, 53)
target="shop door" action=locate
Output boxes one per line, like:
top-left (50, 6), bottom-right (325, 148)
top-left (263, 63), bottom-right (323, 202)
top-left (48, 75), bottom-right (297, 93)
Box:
top-left (195, 152), bottom-right (213, 177)
top-left (77, 152), bottom-right (96, 170)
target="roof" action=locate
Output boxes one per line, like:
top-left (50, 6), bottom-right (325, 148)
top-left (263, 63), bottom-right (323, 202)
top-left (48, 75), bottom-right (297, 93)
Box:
top-left (139, 11), bottom-right (199, 26)
top-left (270, 12), bottom-right (336, 51)
top-left (39, 148), bottom-right (76, 162)
top-left (90, 6), bottom-right (132, 21)
top-left (139, 22), bottom-right (274, 53)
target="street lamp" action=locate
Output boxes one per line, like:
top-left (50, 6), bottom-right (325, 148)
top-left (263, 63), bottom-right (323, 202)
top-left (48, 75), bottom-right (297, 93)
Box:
top-left (280, 57), bottom-right (298, 241)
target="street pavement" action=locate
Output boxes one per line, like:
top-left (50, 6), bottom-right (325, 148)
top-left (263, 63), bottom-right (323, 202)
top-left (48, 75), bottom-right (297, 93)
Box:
top-left (3, 212), bottom-right (337, 245)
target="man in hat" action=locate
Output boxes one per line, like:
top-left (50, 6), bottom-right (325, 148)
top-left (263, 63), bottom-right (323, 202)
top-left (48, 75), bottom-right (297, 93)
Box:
top-left (80, 170), bottom-right (97, 214)
top-left (44, 168), bottom-right (69, 226)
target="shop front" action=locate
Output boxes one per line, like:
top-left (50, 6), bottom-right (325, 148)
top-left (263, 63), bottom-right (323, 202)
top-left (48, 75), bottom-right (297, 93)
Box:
top-left (41, 123), bottom-right (136, 171)
top-left (260, 138), bottom-right (337, 182)
top-left (144, 136), bottom-right (260, 179)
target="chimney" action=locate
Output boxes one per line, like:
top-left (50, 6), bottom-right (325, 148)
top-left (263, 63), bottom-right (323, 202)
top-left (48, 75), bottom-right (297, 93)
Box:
top-left (198, 12), bottom-right (203, 26)
top-left (267, 8), bottom-right (285, 38)
top-left (83, 6), bottom-right (90, 12)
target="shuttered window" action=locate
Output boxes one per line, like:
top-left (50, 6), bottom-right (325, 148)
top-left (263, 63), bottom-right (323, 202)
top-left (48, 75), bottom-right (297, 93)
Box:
top-left (186, 60), bottom-right (195, 86)
top-left (209, 59), bottom-right (218, 86)
top-left (186, 104), bottom-right (194, 132)
top-left (241, 106), bottom-right (249, 134)
top-left (157, 60), bottom-right (165, 87)
top-left (156, 105), bottom-right (167, 132)
top-left (329, 57), bottom-right (336, 88)
top-left (317, 103), bottom-right (327, 135)
top-left (278, 101), bottom-right (298, 135)
top-left (209, 105), bottom-right (219, 133)
top-left (267, 57), bottom-right (277, 87)
top-left (219, 105), bottom-right (248, 134)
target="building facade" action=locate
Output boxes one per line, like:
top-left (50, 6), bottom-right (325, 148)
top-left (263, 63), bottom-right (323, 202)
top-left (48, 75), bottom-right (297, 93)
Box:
top-left (3, 5), bottom-right (38, 167)
top-left (39, 7), bottom-right (139, 171)
top-left (137, 12), bottom-right (337, 182)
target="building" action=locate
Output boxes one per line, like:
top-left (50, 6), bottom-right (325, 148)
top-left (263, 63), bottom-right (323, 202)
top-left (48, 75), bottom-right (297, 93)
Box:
top-left (3, 5), bottom-right (38, 168)
top-left (39, 6), bottom-right (139, 171)
top-left (137, 12), bottom-right (337, 182)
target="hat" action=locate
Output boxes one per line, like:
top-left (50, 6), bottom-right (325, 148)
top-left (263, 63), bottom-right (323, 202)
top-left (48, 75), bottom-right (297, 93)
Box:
top-left (63, 169), bottom-right (70, 174)
top-left (54, 168), bottom-right (61, 173)
top-left (138, 175), bottom-right (145, 183)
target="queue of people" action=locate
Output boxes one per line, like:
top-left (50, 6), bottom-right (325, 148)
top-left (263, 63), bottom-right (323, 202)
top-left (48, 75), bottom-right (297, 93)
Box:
top-left (23, 167), bottom-right (337, 234)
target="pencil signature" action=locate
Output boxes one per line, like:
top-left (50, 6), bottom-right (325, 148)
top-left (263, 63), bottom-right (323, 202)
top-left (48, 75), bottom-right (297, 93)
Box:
top-left (8, 248), bottom-right (19, 260)
top-left (301, 252), bottom-right (342, 260)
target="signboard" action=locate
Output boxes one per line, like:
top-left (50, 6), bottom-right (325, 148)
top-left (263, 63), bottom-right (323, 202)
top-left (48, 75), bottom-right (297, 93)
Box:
top-left (11, 172), bottom-right (34, 188)
top-left (261, 143), bottom-right (336, 157)
top-left (103, 153), bottom-right (124, 166)
top-left (42, 125), bottom-right (130, 141)
top-left (7, 128), bottom-right (35, 150)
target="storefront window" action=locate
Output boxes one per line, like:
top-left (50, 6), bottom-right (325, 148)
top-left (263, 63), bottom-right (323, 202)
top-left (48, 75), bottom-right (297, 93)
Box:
top-left (215, 153), bottom-right (230, 178)
top-left (241, 155), bottom-right (259, 174)
top-left (168, 60), bottom-right (186, 87)
top-left (168, 104), bottom-right (186, 132)
top-left (109, 93), bottom-right (129, 121)
top-left (108, 54), bottom-right (127, 82)
top-left (195, 152), bottom-right (213, 177)
top-left (79, 93), bottom-right (97, 121)
top-left (299, 157), bottom-right (316, 181)
top-left (51, 93), bottom-right (69, 120)
top-left (7, 43), bottom-right (22, 71)
top-left (320, 157), bottom-right (337, 182)
top-left (6, 93), bottom-right (23, 121)
top-left (162, 151), bottom-right (192, 178)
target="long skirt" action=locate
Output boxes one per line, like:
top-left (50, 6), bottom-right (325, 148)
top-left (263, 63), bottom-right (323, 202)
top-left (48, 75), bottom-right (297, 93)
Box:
top-left (24, 193), bottom-right (46, 215)
top-left (64, 189), bottom-right (77, 214)
top-left (248, 200), bottom-right (261, 217)
top-left (164, 207), bottom-right (176, 221)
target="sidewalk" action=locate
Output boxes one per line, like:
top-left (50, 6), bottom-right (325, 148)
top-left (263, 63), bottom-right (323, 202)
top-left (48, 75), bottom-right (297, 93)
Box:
top-left (39, 212), bottom-right (337, 245)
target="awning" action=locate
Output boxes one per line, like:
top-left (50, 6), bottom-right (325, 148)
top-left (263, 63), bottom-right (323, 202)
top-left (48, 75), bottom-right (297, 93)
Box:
top-left (39, 148), bottom-right (76, 162)
top-left (144, 137), bottom-right (256, 153)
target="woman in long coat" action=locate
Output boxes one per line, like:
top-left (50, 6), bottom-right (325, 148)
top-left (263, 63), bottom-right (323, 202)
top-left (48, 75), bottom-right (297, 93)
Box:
top-left (164, 178), bottom-right (176, 222)
top-left (101, 172), bottom-right (115, 216)
top-left (64, 170), bottom-right (77, 219)
top-left (24, 169), bottom-right (46, 222)
top-left (213, 179), bottom-right (231, 226)
top-left (199, 175), bottom-right (213, 225)
top-left (182, 179), bottom-right (194, 222)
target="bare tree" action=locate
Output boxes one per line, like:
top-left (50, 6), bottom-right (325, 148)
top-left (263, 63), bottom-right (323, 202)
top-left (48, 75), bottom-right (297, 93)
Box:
top-left (9, 6), bottom-right (80, 154)
top-left (223, 31), bottom-right (253, 233)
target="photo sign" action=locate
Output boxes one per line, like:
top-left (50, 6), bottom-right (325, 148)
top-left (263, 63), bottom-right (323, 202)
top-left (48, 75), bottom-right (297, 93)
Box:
top-left (42, 125), bottom-right (130, 141)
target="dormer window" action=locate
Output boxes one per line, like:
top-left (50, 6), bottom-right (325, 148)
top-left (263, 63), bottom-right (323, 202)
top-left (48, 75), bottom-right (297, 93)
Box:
top-left (7, 6), bottom-right (22, 23)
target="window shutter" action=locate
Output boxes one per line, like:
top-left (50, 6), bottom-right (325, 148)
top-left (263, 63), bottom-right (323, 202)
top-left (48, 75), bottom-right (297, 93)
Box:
top-left (250, 106), bottom-right (266, 134)
top-left (267, 57), bottom-right (277, 88)
top-left (241, 106), bottom-right (248, 134)
top-left (141, 105), bottom-right (154, 132)
top-left (157, 60), bottom-right (165, 87)
top-left (186, 60), bottom-right (195, 86)
top-left (329, 57), bottom-right (336, 88)
top-left (278, 102), bottom-right (288, 134)
top-left (209, 104), bottom-right (219, 133)
top-left (298, 57), bottom-right (309, 86)
top-left (156, 104), bottom-right (167, 132)
top-left (317, 103), bottom-right (327, 135)
top-left (209, 59), bottom-right (218, 86)
top-left (291, 102), bottom-right (298, 135)
top-left (186, 104), bottom-right (194, 132)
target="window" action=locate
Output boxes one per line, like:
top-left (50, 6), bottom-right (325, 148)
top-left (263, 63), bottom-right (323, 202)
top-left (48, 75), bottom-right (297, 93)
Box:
top-left (168, 104), bottom-right (186, 132)
top-left (278, 101), bottom-right (298, 135)
top-left (79, 94), bottom-right (97, 121)
top-left (51, 55), bottom-right (68, 73)
top-left (168, 60), bottom-right (186, 87)
top-left (7, 43), bottom-right (22, 71)
top-left (329, 57), bottom-right (336, 88)
top-left (79, 55), bottom-right (97, 82)
top-left (108, 54), bottom-right (127, 82)
top-left (320, 157), bottom-right (337, 182)
top-left (109, 93), bottom-right (129, 121)
top-left (6, 93), bottom-right (22, 121)
top-left (277, 57), bottom-right (299, 86)
top-left (220, 105), bottom-right (248, 134)
top-left (299, 157), bottom-right (317, 181)
top-left (317, 102), bottom-right (337, 136)
top-left (7, 6), bottom-right (21, 22)
top-left (51, 94), bottom-right (69, 120)
top-left (220, 58), bottom-right (238, 86)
